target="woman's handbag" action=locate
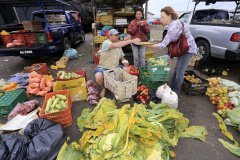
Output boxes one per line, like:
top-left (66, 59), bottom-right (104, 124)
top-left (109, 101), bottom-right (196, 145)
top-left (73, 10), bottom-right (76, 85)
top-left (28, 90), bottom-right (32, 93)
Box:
top-left (167, 20), bottom-right (189, 58)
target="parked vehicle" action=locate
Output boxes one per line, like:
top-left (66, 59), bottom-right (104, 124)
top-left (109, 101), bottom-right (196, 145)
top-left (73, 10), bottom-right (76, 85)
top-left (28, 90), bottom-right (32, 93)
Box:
top-left (152, 20), bottom-right (161, 25)
top-left (67, 10), bottom-right (82, 22)
top-left (0, 10), bottom-right (85, 58)
top-left (179, 9), bottom-right (240, 61)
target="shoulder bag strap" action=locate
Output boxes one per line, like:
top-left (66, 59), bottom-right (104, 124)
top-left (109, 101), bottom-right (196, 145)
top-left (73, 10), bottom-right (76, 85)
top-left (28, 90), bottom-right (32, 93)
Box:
top-left (179, 20), bottom-right (185, 35)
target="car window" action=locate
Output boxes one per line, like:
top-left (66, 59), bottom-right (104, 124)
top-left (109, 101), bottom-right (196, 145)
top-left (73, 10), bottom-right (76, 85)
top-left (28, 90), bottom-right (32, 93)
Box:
top-left (67, 13), bottom-right (76, 24)
top-left (70, 12), bottom-right (78, 19)
top-left (192, 11), bottom-right (209, 23)
top-left (179, 13), bottom-right (190, 22)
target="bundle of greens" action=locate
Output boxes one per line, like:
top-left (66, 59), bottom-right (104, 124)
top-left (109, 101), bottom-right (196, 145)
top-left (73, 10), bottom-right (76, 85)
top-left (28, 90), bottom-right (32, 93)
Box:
top-left (58, 98), bottom-right (208, 160)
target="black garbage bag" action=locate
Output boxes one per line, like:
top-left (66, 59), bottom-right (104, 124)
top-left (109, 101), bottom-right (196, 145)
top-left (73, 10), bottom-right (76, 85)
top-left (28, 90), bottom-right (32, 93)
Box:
top-left (95, 22), bottom-right (103, 30)
top-left (133, 89), bottom-right (158, 104)
top-left (24, 118), bottom-right (67, 160)
top-left (0, 133), bottom-right (31, 160)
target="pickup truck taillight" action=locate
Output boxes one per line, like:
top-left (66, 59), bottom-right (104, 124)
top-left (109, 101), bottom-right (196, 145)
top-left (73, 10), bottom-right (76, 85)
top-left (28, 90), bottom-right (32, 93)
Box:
top-left (45, 31), bottom-right (53, 42)
top-left (230, 32), bottom-right (240, 42)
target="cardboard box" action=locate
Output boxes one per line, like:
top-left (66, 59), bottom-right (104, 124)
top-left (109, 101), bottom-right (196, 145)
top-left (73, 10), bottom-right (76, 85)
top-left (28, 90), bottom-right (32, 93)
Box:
top-left (22, 21), bottom-right (42, 31)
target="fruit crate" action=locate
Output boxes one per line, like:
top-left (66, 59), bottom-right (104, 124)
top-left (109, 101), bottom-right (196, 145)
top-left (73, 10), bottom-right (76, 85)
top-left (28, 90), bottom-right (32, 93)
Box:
top-left (94, 36), bottom-right (108, 43)
top-left (182, 70), bottom-right (209, 96)
top-left (103, 68), bottom-right (138, 100)
top-left (194, 60), bottom-right (224, 76)
top-left (147, 57), bottom-right (171, 81)
top-left (0, 35), bottom-right (13, 45)
top-left (56, 70), bottom-right (87, 82)
top-left (11, 33), bottom-right (27, 44)
top-left (53, 78), bottom-right (88, 102)
top-left (24, 33), bottom-right (38, 44)
top-left (0, 89), bottom-right (28, 118)
top-left (39, 90), bottom-right (73, 127)
top-left (36, 32), bottom-right (48, 43)
top-left (139, 67), bottom-right (162, 89)
top-left (23, 63), bottom-right (49, 75)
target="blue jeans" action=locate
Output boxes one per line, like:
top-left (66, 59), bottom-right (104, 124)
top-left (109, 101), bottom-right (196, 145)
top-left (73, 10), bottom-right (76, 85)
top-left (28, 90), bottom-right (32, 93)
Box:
top-left (170, 52), bottom-right (194, 94)
top-left (95, 65), bottom-right (124, 75)
top-left (131, 45), bottom-right (146, 69)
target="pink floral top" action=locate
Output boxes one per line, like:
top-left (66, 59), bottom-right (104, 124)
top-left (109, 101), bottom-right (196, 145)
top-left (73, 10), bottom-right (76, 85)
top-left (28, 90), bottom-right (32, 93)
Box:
top-left (158, 20), bottom-right (198, 54)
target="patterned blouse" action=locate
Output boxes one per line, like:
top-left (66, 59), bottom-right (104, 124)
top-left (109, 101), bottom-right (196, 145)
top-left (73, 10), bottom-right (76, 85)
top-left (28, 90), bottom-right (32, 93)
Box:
top-left (158, 20), bottom-right (198, 54)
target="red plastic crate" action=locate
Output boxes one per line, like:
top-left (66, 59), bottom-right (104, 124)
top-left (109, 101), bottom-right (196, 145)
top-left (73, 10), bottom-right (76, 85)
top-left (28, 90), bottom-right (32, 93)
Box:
top-left (23, 63), bottom-right (50, 75)
top-left (24, 33), bottom-right (38, 44)
top-left (1, 35), bottom-right (13, 45)
top-left (56, 70), bottom-right (87, 82)
top-left (11, 34), bottom-right (26, 44)
top-left (39, 90), bottom-right (73, 127)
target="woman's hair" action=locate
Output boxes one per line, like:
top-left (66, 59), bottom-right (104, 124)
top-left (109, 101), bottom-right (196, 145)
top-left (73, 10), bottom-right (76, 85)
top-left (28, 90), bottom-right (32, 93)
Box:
top-left (135, 8), bottom-right (143, 16)
top-left (161, 6), bottom-right (178, 20)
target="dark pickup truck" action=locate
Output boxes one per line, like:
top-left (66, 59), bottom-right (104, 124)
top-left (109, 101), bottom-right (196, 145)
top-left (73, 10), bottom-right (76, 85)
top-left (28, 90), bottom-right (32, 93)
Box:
top-left (0, 9), bottom-right (85, 58)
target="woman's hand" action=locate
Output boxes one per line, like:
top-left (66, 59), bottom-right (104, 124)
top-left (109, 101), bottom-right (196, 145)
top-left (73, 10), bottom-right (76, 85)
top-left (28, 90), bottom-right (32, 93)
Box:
top-left (131, 38), bottom-right (141, 44)
top-left (141, 21), bottom-right (145, 26)
top-left (137, 21), bottom-right (142, 26)
top-left (142, 44), bottom-right (159, 48)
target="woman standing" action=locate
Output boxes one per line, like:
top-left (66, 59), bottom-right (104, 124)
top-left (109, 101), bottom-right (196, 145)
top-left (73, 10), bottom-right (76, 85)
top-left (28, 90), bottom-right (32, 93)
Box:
top-left (128, 8), bottom-right (150, 69)
top-left (144, 6), bottom-right (198, 94)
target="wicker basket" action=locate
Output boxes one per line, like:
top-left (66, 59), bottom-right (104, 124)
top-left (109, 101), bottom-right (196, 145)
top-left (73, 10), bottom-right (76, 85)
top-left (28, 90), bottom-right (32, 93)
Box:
top-left (103, 68), bottom-right (138, 100)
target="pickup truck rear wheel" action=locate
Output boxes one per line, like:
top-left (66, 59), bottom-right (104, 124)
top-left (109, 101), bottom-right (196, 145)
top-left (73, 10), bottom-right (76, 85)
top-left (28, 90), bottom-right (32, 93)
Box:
top-left (196, 40), bottom-right (211, 61)
top-left (63, 37), bottom-right (71, 50)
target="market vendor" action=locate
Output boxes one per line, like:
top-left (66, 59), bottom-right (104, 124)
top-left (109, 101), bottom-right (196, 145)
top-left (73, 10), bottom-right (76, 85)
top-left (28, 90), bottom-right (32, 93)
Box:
top-left (95, 29), bottom-right (141, 97)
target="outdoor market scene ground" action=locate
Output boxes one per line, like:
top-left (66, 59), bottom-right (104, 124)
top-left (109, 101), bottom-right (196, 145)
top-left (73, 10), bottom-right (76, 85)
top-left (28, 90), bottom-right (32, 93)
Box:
top-left (0, 25), bottom-right (240, 160)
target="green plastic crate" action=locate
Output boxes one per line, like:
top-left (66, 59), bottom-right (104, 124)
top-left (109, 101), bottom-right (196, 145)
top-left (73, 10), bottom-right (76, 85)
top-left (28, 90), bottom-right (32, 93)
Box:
top-left (147, 58), bottom-right (171, 81)
top-left (0, 89), bottom-right (28, 117)
top-left (139, 67), bottom-right (162, 89)
top-left (36, 33), bottom-right (48, 43)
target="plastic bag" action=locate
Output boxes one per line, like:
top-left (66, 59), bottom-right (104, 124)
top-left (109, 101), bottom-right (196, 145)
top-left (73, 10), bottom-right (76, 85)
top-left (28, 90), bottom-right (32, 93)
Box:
top-left (6, 43), bottom-right (14, 48)
top-left (36, 91), bottom-right (48, 96)
top-left (132, 89), bottom-right (158, 104)
top-left (29, 83), bottom-right (40, 88)
top-left (29, 71), bottom-right (41, 79)
top-left (87, 94), bottom-right (98, 101)
top-left (101, 30), bottom-right (106, 36)
top-left (156, 83), bottom-right (172, 99)
top-left (161, 91), bottom-right (178, 109)
top-left (90, 100), bottom-right (98, 105)
top-left (0, 133), bottom-right (31, 160)
top-left (86, 80), bottom-right (95, 88)
top-left (87, 86), bottom-right (99, 95)
top-left (8, 100), bottom-right (38, 120)
top-left (24, 118), bottom-right (67, 160)
top-left (63, 48), bottom-right (79, 59)
top-left (40, 78), bottom-right (47, 89)
top-left (29, 78), bottom-right (41, 84)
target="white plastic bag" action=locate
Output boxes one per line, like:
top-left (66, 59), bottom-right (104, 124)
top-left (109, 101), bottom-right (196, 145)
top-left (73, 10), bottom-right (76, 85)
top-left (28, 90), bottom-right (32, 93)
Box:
top-left (161, 91), bottom-right (178, 109)
top-left (156, 83), bottom-right (172, 99)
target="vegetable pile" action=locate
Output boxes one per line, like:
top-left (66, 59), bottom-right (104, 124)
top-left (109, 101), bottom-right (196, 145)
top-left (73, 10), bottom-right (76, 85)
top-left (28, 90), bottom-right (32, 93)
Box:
top-left (57, 98), bottom-right (208, 160)
top-left (44, 93), bottom-right (67, 114)
top-left (135, 85), bottom-right (150, 104)
top-left (129, 65), bottom-right (139, 76)
top-left (148, 57), bottom-right (169, 66)
top-left (57, 71), bottom-right (82, 79)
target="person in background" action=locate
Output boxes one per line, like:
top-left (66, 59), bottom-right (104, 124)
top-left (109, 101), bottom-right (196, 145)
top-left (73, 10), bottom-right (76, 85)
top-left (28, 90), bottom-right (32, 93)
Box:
top-left (144, 6), bottom-right (198, 94)
top-left (95, 29), bottom-right (140, 97)
top-left (128, 8), bottom-right (150, 69)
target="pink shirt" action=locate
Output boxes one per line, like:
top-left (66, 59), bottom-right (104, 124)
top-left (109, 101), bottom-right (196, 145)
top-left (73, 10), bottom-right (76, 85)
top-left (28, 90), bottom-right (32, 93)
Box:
top-left (158, 20), bottom-right (198, 54)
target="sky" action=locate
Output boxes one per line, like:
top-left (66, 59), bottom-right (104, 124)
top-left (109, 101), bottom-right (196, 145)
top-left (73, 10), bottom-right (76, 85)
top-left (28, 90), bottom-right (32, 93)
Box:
top-left (143, 0), bottom-right (237, 18)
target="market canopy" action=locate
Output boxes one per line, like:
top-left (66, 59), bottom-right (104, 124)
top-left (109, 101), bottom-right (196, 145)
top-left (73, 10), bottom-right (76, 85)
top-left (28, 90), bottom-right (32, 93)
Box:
top-left (0, 0), bottom-right (70, 7)
top-left (81, 0), bottom-right (146, 5)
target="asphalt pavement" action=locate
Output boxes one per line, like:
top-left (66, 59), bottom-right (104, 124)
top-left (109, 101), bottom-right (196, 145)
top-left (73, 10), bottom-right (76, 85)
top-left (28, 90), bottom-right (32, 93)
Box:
top-left (0, 25), bottom-right (240, 160)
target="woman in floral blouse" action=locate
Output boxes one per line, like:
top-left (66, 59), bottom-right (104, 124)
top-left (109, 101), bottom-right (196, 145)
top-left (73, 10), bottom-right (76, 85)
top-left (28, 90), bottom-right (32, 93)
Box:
top-left (145, 6), bottom-right (198, 94)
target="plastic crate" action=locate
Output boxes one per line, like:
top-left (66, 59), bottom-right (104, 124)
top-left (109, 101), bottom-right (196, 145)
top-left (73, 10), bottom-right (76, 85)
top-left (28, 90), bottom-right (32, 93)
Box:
top-left (145, 50), bottom-right (154, 62)
top-left (147, 57), bottom-right (171, 81)
top-left (24, 33), bottom-right (38, 44)
top-left (194, 60), bottom-right (224, 76)
top-left (182, 70), bottom-right (209, 96)
top-left (0, 35), bottom-right (13, 45)
top-left (23, 63), bottom-right (49, 75)
top-left (36, 32), bottom-right (48, 43)
top-left (53, 78), bottom-right (88, 102)
top-left (56, 70), bottom-right (87, 82)
top-left (139, 67), bottom-right (162, 89)
top-left (39, 90), bottom-right (73, 127)
top-left (94, 36), bottom-right (108, 43)
top-left (11, 33), bottom-right (26, 44)
top-left (103, 68), bottom-right (138, 100)
top-left (0, 89), bottom-right (28, 117)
